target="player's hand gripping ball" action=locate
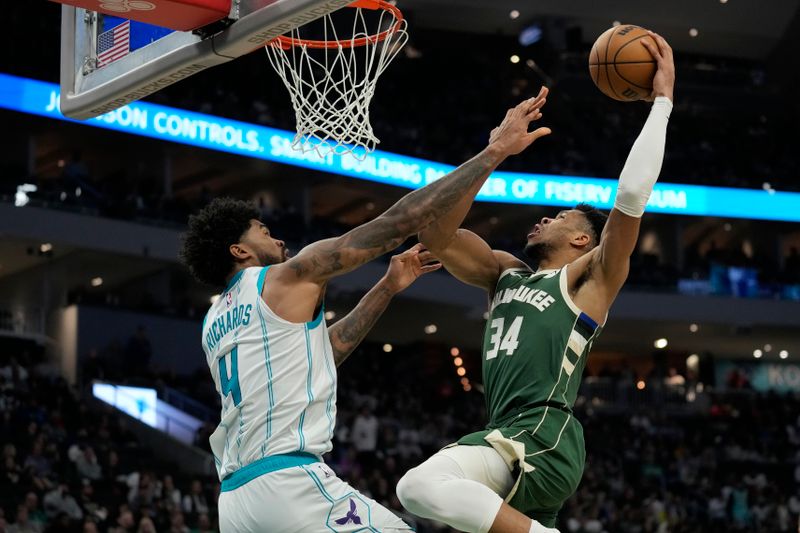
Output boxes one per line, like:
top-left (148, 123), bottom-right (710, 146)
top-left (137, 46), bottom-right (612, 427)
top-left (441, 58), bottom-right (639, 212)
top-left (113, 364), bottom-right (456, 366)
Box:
top-left (589, 24), bottom-right (657, 101)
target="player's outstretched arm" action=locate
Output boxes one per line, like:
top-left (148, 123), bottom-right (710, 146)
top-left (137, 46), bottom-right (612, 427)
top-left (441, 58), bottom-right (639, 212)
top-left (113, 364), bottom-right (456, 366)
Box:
top-left (281, 94), bottom-right (550, 285)
top-left (328, 244), bottom-right (440, 366)
top-left (418, 88), bottom-right (550, 291)
top-left (422, 229), bottom-right (530, 291)
top-left (593, 31), bottom-right (674, 301)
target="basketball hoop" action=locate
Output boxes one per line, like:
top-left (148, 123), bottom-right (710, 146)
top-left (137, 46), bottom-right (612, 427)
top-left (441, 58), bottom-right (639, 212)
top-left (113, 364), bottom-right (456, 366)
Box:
top-left (265, 0), bottom-right (408, 160)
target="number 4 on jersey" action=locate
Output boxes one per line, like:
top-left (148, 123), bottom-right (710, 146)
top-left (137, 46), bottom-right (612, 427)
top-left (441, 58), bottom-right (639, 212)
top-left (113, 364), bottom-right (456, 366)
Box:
top-left (219, 346), bottom-right (242, 406)
top-left (486, 316), bottom-right (524, 360)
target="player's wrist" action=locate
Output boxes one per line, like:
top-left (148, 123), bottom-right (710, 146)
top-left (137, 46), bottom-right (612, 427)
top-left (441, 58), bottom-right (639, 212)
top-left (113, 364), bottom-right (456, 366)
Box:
top-left (483, 143), bottom-right (509, 164)
top-left (652, 88), bottom-right (673, 103)
top-left (377, 275), bottom-right (402, 295)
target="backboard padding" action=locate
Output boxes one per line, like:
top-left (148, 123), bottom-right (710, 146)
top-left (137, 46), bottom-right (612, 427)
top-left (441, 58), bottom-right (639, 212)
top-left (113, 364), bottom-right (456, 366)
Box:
top-left (60, 0), bottom-right (352, 119)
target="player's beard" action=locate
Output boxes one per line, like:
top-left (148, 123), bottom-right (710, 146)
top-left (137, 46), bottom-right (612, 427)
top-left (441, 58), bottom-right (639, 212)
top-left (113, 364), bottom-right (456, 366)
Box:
top-left (523, 241), bottom-right (554, 264)
top-left (260, 249), bottom-right (284, 266)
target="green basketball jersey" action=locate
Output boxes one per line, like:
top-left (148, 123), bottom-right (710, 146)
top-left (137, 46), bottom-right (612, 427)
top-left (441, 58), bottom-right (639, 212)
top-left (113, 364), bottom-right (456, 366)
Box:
top-left (481, 266), bottom-right (602, 427)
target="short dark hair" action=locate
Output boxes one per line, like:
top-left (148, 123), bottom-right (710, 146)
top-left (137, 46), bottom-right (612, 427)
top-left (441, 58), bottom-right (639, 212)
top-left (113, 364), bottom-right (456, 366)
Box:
top-left (574, 203), bottom-right (608, 246)
top-left (180, 198), bottom-right (260, 287)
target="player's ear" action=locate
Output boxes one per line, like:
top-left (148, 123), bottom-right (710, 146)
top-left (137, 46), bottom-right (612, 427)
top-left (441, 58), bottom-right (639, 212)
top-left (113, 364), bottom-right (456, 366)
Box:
top-left (572, 232), bottom-right (591, 248)
top-left (230, 243), bottom-right (251, 260)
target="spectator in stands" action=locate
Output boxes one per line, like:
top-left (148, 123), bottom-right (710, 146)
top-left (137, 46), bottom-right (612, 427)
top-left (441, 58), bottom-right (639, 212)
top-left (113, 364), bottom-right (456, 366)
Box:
top-left (43, 484), bottom-right (83, 522)
top-left (73, 445), bottom-right (102, 481)
top-left (169, 509), bottom-right (190, 533)
top-left (81, 348), bottom-right (107, 385)
top-left (137, 515), bottom-right (157, 533)
top-left (0, 358), bottom-right (29, 388)
top-left (351, 405), bottom-right (380, 468)
top-left (108, 506), bottom-right (135, 533)
top-left (22, 492), bottom-right (46, 531)
top-left (124, 326), bottom-right (153, 377)
top-left (158, 474), bottom-right (182, 513)
top-left (7, 504), bottom-right (39, 533)
top-left (181, 480), bottom-right (208, 522)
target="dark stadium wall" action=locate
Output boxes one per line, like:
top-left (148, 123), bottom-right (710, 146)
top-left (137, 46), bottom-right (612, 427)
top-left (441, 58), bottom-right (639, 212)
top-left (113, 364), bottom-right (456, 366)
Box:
top-left (75, 305), bottom-right (203, 378)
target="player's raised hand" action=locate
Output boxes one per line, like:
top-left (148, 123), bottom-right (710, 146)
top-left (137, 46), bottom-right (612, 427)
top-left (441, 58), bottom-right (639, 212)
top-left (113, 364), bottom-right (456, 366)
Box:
top-left (488, 86), bottom-right (551, 157)
top-left (641, 31), bottom-right (675, 102)
top-left (382, 243), bottom-right (441, 294)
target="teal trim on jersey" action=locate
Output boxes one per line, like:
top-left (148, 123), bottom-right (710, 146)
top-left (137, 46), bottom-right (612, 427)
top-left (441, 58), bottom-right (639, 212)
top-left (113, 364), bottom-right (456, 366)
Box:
top-left (302, 467), bottom-right (338, 533)
top-left (220, 452), bottom-right (318, 492)
top-left (298, 325), bottom-right (315, 451)
top-left (303, 466), bottom-right (334, 504)
top-left (308, 304), bottom-right (324, 329)
top-left (256, 265), bottom-right (270, 295)
top-left (255, 300), bottom-right (275, 456)
top-left (225, 270), bottom-right (245, 293)
top-left (321, 339), bottom-right (336, 440)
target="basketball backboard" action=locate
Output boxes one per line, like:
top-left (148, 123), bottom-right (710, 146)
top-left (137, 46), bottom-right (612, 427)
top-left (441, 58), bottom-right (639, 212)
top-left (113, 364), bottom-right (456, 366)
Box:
top-left (60, 0), bottom-right (352, 119)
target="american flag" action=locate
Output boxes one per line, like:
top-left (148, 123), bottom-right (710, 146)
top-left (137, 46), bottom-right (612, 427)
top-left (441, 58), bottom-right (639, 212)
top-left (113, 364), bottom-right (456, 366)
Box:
top-left (97, 20), bottom-right (130, 68)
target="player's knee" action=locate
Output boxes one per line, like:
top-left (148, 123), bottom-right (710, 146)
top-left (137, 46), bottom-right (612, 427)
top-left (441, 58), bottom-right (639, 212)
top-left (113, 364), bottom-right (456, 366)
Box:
top-left (396, 467), bottom-right (437, 516)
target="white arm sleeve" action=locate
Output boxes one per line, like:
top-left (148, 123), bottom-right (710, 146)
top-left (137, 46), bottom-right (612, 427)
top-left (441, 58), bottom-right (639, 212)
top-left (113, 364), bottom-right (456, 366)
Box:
top-left (613, 96), bottom-right (673, 217)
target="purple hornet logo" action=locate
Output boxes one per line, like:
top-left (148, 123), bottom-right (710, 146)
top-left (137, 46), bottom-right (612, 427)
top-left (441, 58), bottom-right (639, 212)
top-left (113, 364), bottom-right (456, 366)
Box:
top-left (334, 499), bottom-right (362, 526)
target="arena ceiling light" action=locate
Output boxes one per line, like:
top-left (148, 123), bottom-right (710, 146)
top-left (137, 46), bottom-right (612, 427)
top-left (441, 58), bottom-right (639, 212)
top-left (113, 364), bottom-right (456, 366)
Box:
top-left (424, 324), bottom-right (437, 334)
top-left (450, 347), bottom-right (460, 356)
top-left (509, 9), bottom-right (519, 19)
top-left (510, 54), bottom-right (520, 64)
top-left (40, 243), bottom-right (53, 253)
top-left (383, 344), bottom-right (393, 353)
top-left (90, 277), bottom-right (103, 287)
top-left (689, 28), bottom-right (699, 37)
top-left (654, 338), bottom-right (668, 349)
top-left (753, 349), bottom-right (763, 358)
top-left (689, 323), bottom-right (699, 333)
top-left (324, 310), bottom-right (336, 320)
top-left (779, 350), bottom-right (789, 359)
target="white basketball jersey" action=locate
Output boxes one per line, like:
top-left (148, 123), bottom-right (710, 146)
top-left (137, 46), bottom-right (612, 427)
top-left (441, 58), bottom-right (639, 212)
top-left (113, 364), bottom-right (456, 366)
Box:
top-left (201, 266), bottom-right (337, 481)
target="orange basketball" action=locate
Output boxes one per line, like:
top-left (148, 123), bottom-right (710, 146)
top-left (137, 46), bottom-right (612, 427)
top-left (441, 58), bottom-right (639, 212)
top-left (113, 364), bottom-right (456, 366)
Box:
top-left (589, 25), bottom-right (657, 102)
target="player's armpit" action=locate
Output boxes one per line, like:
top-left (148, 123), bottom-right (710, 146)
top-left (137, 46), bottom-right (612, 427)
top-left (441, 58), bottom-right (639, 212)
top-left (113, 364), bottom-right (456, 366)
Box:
top-left (427, 229), bottom-right (530, 291)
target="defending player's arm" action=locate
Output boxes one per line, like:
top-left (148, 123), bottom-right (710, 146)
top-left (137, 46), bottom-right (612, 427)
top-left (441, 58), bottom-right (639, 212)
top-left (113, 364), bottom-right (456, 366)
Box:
top-left (418, 88), bottom-right (551, 291)
top-left (328, 245), bottom-right (440, 366)
top-left (591, 32), bottom-right (674, 302)
top-left (281, 92), bottom-right (550, 286)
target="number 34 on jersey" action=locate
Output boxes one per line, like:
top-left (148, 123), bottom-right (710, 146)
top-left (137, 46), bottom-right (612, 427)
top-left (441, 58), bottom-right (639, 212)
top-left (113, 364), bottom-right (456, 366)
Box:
top-left (486, 316), bottom-right (524, 359)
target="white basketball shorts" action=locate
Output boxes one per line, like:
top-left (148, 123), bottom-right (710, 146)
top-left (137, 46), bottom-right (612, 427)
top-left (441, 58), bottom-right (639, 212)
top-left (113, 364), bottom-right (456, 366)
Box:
top-left (219, 457), bottom-right (412, 532)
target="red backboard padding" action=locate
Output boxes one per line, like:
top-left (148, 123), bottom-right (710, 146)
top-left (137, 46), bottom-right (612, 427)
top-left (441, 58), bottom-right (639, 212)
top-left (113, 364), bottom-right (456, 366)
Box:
top-left (50, 0), bottom-right (232, 31)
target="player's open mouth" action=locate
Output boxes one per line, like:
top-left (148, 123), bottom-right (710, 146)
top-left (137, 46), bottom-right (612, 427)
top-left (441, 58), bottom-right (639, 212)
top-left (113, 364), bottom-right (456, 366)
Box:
top-left (527, 224), bottom-right (542, 239)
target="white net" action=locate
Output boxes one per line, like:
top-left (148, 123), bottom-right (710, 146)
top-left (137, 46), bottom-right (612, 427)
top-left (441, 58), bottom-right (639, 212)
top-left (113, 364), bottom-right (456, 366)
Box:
top-left (265, 1), bottom-right (408, 160)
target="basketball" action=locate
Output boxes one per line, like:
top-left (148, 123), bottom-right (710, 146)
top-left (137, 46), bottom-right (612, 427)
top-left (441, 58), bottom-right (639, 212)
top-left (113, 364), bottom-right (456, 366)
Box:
top-left (589, 25), bottom-right (657, 101)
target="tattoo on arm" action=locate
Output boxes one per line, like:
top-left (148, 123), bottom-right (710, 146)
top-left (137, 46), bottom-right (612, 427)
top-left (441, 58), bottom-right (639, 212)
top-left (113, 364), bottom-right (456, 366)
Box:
top-left (328, 284), bottom-right (394, 366)
top-left (290, 150), bottom-right (501, 281)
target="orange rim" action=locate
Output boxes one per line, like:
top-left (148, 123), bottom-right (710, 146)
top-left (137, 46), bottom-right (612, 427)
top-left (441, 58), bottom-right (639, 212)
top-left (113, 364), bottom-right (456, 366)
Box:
top-left (270, 0), bottom-right (404, 50)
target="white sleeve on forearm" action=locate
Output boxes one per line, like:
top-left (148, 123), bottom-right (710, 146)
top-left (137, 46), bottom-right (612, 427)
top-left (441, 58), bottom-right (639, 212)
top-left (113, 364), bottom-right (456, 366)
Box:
top-left (613, 96), bottom-right (673, 217)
